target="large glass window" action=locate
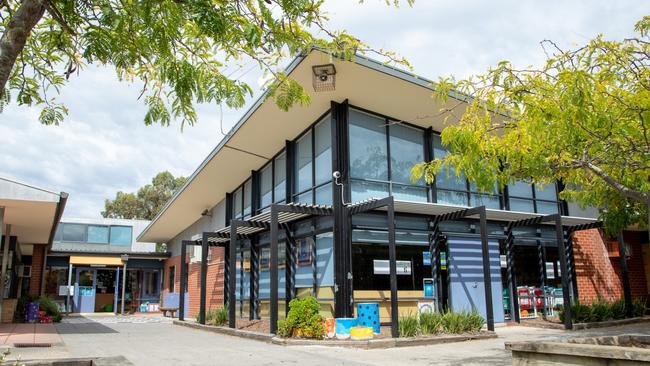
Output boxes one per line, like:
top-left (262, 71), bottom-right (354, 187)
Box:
top-left (508, 181), bottom-right (559, 214)
top-left (260, 164), bottom-right (273, 209)
top-left (61, 224), bottom-right (85, 242)
top-left (295, 130), bottom-right (313, 193)
top-left (349, 109), bottom-right (388, 181)
top-left (292, 116), bottom-right (331, 205)
top-left (349, 108), bottom-right (427, 203)
top-left (233, 187), bottom-right (243, 219)
top-left (274, 153), bottom-right (286, 204)
top-left (433, 134), bottom-right (501, 208)
top-left (87, 225), bottom-right (109, 244)
top-left (109, 226), bottom-right (132, 245)
top-left (243, 180), bottom-right (252, 218)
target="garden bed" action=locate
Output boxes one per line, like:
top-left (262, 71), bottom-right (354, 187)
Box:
top-left (174, 320), bottom-right (496, 349)
top-left (271, 331), bottom-right (496, 349)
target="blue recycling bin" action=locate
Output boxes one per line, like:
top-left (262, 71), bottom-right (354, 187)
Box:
top-left (356, 302), bottom-right (380, 334)
top-left (25, 302), bottom-right (39, 323)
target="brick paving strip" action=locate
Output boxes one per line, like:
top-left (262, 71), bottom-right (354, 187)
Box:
top-left (2, 324), bottom-right (63, 348)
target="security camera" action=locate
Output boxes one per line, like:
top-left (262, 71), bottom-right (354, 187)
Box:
top-left (332, 171), bottom-right (341, 179)
top-left (319, 74), bottom-right (329, 82)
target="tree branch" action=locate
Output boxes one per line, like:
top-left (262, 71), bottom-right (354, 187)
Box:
top-left (581, 160), bottom-right (650, 204)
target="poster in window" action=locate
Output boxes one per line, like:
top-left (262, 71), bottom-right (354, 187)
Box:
top-left (243, 251), bottom-right (251, 272)
top-left (260, 248), bottom-right (270, 271)
top-left (298, 238), bottom-right (313, 265)
top-left (422, 251), bottom-right (431, 266)
top-left (545, 262), bottom-right (555, 279)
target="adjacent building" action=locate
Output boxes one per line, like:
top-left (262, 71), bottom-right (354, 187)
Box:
top-left (137, 49), bottom-right (649, 332)
top-left (45, 218), bottom-right (168, 314)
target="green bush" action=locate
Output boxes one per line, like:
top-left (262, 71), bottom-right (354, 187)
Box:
top-left (398, 313), bottom-right (419, 337)
top-left (277, 296), bottom-right (324, 339)
top-left (559, 298), bottom-right (644, 324)
top-left (610, 299), bottom-right (627, 320)
top-left (206, 306), bottom-right (228, 326)
top-left (632, 298), bottom-right (646, 317)
top-left (37, 296), bottom-right (62, 322)
top-left (419, 312), bottom-right (443, 335)
top-left (590, 299), bottom-right (613, 322)
top-left (440, 311), bottom-right (485, 334)
top-left (464, 311), bottom-right (485, 332)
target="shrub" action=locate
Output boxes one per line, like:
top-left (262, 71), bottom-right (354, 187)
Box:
top-left (278, 296), bottom-right (324, 339)
top-left (398, 313), bottom-right (419, 337)
top-left (610, 299), bottom-right (627, 320)
top-left (419, 312), bottom-right (443, 335)
top-left (590, 299), bottom-right (613, 322)
top-left (632, 298), bottom-right (646, 317)
top-left (464, 311), bottom-right (485, 332)
top-left (440, 311), bottom-right (485, 334)
top-left (206, 306), bottom-right (228, 326)
top-left (37, 296), bottom-right (61, 322)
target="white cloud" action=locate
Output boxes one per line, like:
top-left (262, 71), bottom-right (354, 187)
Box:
top-left (1, 1), bottom-right (648, 218)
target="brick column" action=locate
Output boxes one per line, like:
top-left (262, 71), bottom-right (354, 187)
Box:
top-left (29, 245), bottom-right (46, 296)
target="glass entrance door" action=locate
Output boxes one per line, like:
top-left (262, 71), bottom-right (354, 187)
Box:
top-left (74, 269), bottom-right (96, 313)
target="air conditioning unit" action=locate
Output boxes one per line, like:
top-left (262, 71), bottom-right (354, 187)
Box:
top-left (18, 265), bottom-right (31, 278)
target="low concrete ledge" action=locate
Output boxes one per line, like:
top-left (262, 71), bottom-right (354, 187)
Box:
top-left (2, 356), bottom-right (134, 366)
top-left (173, 320), bottom-right (274, 342)
top-left (507, 341), bottom-right (650, 365)
top-left (272, 332), bottom-right (497, 349)
top-left (572, 316), bottom-right (650, 330)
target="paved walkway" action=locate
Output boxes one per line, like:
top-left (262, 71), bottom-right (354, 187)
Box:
top-left (0, 324), bottom-right (62, 347)
top-left (4, 316), bottom-right (650, 365)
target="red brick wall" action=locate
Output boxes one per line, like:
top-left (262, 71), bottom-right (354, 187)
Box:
top-left (163, 247), bottom-right (225, 318)
top-left (29, 245), bottom-right (45, 296)
top-left (573, 228), bottom-right (648, 304)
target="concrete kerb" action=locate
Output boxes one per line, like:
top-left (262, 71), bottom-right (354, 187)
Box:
top-left (173, 320), bottom-right (497, 349)
top-left (572, 316), bottom-right (650, 330)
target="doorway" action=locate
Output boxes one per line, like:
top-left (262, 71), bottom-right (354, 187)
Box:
top-left (73, 268), bottom-right (118, 313)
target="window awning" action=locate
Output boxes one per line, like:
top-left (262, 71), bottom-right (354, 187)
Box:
top-left (69, 256), bottom-right (124, 266)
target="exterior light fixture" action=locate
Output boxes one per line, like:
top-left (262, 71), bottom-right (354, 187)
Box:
top-left (201, 209), bottom-right (212, 217)
top-left (312, 64), bottom-right (336, 92)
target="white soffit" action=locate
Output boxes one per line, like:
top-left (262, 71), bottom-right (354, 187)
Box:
top-left (0, 177), bottom-right (63, 244)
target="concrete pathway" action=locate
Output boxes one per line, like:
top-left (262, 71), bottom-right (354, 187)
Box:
top-left (4, 316), bottom-right (650, 365)
top-left (0, 324), bottom-right (62, 347)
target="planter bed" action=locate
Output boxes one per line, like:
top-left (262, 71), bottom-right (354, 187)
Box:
top-left (572, 316), bottom-right (650, 330)
top-left (272, 331), bottom-right (497, 349)
top-left (173, 320), bottom-right (495, 348)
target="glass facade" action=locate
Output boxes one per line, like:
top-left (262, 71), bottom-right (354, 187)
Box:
top-left (433, 134), bottom-right (501, 208)
top-left (349, 108), bottom-right (427, 203)
top-left (292, 115), bottom-right (332, 205)
top-left (54, 223), bottom-right (133, 246)
top-left (508, 181), bottom-right (559, 214)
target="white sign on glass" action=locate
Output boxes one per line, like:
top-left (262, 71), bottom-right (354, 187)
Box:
top-left (545, 262), bottom-right (555, 279)
top-left (373, 260), bottom-right (411, 275)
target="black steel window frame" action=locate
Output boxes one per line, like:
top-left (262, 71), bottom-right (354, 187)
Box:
top-left (54, 223), bottom-right (133, 245)
top-left (348, 105), bottom-right (430, 201)
top-left (431, 132), bottom-right (503, 208)
top-left (506, 182), bottom-right (561, 214)
top-left (291, 111), bottom-right (332, 205)
top-left (256, 149), bottom-right (288, 214)
top-left (230, 178), bottom-right (253, 220)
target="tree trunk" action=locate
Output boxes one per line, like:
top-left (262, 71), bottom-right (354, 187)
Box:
top-left (0, 0), bottom-right (46, 96)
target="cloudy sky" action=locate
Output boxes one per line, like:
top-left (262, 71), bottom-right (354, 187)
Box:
top-left (1, 1), bottom-right (648, 219)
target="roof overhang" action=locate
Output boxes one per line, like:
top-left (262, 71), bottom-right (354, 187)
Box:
top-left (139, 49), bottom-right (468, 243)
top-left (0, 177), bottom-right (67, 244)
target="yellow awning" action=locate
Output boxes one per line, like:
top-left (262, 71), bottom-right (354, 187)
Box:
top-left (69, 256), bottom-right (124, 266)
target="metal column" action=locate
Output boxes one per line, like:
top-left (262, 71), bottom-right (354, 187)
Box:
top-left (478, 208), bottom-right (495, 331)
top-left (66, 262), bottom-right (73, 314)
top-left (554, 215), bottom-right (572, 330)
top-left (285, 227), bottom-right (297, 314)
top-left (269, 206), bottom-right (279, 334)
top-left (179, 240), bottom-right (189, 321)
top-left (249, 238), bottom-right (259, 320)
top-left (114, 267), bottom-right (120, 315)
top-left (617, 232), bottom-right (633, 318)
top-left (387, 198), bottom-right (399, 338)
top-left (121, 258), bottom-right (127, 315)
top-left (229, 223), bottom-right (238, 328)
top-left (198, 232), bottom-right (209, 325)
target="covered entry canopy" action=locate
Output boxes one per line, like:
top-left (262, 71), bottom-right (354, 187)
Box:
top-left (0, 176), bottom-right (67, 245)
top-left (69, 256), bottom-right (124, 266)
